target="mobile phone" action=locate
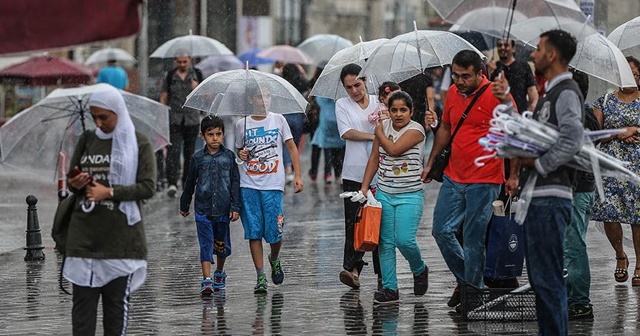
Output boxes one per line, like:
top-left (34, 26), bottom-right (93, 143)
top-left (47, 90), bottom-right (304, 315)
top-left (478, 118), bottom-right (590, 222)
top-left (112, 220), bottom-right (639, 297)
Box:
top-left (67, 168), bottom-right (94, 183)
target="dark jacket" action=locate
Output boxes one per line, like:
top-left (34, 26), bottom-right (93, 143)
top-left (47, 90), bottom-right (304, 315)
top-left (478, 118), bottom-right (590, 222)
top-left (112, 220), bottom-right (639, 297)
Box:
top-left (180, 145), bottom-right (241, 217)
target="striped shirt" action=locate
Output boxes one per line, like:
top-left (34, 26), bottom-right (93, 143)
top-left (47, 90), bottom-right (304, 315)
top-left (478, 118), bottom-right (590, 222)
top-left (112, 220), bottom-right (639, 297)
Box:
top-left (377, 120), bottom-right (425, 194)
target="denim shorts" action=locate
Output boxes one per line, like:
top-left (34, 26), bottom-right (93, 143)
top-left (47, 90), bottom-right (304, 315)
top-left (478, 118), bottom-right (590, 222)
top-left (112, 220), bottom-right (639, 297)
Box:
top-left (195, 213), bottom-right (231, 263)
top-left (240, 188), bottom-right (284, 244)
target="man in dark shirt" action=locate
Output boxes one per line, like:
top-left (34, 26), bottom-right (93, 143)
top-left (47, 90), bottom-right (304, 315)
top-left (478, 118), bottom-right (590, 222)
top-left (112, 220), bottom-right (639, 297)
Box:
top-left (489, 39), bottom-right (538, 113)
top-left (160, 52), bottom-right (203, 197)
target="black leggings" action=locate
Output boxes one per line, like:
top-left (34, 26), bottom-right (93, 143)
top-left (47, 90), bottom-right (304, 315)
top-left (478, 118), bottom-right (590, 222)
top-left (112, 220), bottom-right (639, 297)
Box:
top-left (342, 179), bottom-right (380, 275)
top-left (72, 275), bottom-right (131, 336)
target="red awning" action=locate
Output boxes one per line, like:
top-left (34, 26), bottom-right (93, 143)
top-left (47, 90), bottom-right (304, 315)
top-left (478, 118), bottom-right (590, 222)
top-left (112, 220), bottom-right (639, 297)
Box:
top-left (0, 0), bottom-right (140, 55)
top-left (0, 55), bottom-right (93, 86)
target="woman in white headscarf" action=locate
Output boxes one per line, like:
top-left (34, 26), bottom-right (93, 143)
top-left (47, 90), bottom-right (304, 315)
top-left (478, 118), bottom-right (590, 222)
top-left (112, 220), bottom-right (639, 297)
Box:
top-left (65, 84), bottom-right (156, 335)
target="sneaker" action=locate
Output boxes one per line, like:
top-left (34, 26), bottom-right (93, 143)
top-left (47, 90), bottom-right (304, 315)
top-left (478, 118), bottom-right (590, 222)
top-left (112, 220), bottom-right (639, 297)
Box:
top-left (269, 254), bottom-right (285, 285)
top-left (285, 174), bottom-right (294, 185)
top-left (447, 284), bottom-right (461, 307)
top-left (309, 172), bottom-right (318, 182)
top-left (167, 185), bottom-right (177, 198)
top-left (568, 304), bottom-right (594, 320)
top-left (200, 278), bottom-right (214, 294)
top-left (213, 270), bottom-right (227, 290)
top-left (373, 288), bottom-right (400, 304)
top-left (413, 268), bottom-right (429, 296)
top-left (325, 174), bottom-right (333, 184)
top-left (339, 270), bottom-right (361, 289)
top-left (254, 273), bottom-right (268, 294)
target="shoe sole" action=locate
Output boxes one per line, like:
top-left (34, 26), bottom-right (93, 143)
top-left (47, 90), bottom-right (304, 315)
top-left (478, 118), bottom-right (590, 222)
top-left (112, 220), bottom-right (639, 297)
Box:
top-left (339, 271), bottom-right (360, 289)
top-left (167, 190), bottom-right (177, 198)
top-left (254, 288), bottom-right (267, 294)
top-left (373, 298), bottom-right (399, 304)
top-left (272, 272), bottom-right (285, 285)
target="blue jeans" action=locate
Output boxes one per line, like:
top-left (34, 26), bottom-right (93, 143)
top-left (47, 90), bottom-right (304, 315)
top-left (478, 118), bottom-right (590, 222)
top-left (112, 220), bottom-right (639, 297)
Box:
top-left (432, 175), bottom-right (500, 288)
top-left (524, 197), bottom-right (571, 336)
top-left (563, 191), bottom-right (594, 307)
top-left (377, 190), bottom-right (426, 291)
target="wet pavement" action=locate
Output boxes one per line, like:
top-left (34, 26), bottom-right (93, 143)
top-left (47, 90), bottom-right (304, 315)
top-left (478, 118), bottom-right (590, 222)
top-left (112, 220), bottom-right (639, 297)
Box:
top-left (1, 149), bottom-right (640, 335)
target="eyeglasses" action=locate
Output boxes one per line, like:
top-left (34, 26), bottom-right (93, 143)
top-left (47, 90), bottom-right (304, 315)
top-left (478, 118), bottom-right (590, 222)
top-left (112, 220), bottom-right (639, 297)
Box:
top-left (451, 73), bottom-right (476, 81)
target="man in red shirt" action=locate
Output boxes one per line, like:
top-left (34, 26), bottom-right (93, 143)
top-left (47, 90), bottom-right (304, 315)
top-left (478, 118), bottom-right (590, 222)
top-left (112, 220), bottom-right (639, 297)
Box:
top-left (422, 50), bottom-right (517, 310)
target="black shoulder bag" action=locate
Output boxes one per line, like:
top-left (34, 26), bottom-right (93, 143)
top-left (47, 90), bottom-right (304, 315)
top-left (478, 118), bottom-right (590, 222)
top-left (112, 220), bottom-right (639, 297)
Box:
top-left (427, 83), bottom-right (490, 182)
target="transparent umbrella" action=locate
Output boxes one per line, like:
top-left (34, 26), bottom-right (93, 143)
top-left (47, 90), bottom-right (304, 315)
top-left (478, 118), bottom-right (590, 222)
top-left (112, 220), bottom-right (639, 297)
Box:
top-left (195, 55), bottom-right (243, 78)
top-left (570, 32), bottom-right (636, 88)
top-left (608, 16), bottom-right (640, 58)
top-left (445, 7), bottom-right (528, 38)
top-left (509, 16), bottom-right (597, 47)
top-left (0, 83), bottom-right (170, 178)
top-left (257, 45), bottom-right (314, 64)
top-left (297, 34), bottom-right (354, 64)
top-left (308, 38), bottom-right (388, 99)
top-left (359, 29), bottom-right (485, 87)
top-left (150, 30), bottom-right (234, 58)
top-left (85, 47), bottom-right (136, 66)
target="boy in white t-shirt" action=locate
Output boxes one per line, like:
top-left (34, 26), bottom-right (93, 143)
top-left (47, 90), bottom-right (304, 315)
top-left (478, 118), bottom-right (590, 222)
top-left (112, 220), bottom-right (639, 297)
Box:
top-left (236, 84), bottom-right (303, 294)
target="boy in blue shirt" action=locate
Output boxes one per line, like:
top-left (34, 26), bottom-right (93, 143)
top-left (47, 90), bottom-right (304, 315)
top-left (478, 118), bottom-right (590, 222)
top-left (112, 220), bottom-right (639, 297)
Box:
top-left (180, 115), bottom-right (241, 295)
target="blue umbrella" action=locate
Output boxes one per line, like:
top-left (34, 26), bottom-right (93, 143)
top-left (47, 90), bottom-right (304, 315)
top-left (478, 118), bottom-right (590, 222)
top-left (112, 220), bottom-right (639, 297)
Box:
top-left (236, 48), bottom-right (276, 67)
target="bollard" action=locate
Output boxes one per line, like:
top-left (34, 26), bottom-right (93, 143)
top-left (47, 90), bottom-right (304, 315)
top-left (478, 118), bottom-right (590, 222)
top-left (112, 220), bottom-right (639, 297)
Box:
top-left (24, 195), bottom-right (45, 261)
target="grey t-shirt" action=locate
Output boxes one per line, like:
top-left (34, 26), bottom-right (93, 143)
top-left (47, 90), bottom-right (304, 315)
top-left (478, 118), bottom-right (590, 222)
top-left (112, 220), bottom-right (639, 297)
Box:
top-left (162, 67), bottom-right (201, 126)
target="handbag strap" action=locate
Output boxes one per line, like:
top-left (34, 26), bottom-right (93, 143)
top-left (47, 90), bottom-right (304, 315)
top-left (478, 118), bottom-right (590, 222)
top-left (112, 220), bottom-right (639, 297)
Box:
top-left (449, 83), bottom-right (491, 142)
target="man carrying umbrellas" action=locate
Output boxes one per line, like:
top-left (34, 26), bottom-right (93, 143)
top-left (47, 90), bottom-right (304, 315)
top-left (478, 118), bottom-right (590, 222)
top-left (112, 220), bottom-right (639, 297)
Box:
top-left (160, 51), bottom-right (204, 197)
top-left (504, 30), bottom-right (584, 335)
top-left (422, 50), bottom-right (517, 310)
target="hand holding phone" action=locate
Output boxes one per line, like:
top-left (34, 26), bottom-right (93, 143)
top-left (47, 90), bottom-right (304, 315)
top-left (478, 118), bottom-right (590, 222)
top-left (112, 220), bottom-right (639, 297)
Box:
top-left (67, 167), bottom-right (94, 189)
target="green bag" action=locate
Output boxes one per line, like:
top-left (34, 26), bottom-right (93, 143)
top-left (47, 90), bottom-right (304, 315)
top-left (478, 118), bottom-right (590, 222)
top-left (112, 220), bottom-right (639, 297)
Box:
top-left (51, 193), bottom-right (76, 255)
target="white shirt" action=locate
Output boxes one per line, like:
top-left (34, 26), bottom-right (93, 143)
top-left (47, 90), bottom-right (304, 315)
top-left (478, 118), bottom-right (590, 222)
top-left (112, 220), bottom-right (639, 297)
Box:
top-left (235, 112), bottom-right (293, 191)
top-left (64, 257), bottom-right (147, 292)
top-left (335, 95), bottom-right (380, 183)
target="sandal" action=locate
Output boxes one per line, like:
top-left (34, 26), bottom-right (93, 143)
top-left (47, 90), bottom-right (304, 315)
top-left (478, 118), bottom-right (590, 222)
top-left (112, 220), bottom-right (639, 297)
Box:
top-left (633, 268), bottom-right (640, 287)
top-left (615, 253), bottom-right (629, 282)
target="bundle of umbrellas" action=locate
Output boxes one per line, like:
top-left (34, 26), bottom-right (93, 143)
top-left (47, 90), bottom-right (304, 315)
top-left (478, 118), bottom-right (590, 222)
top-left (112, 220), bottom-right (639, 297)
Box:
top-left (476, 104), bottom-right (640, 203)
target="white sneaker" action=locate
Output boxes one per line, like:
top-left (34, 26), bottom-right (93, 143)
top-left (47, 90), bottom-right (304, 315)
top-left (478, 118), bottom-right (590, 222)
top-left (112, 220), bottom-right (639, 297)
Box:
top-left (167, 185), bottom-right (177, 198)
top-left (285, 174), bottom-right (294, 185)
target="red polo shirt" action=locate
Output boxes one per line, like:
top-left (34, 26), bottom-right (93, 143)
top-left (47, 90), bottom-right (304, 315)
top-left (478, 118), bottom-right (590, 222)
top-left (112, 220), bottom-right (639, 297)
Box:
top-left (442, 76), bottom-right (512, 184)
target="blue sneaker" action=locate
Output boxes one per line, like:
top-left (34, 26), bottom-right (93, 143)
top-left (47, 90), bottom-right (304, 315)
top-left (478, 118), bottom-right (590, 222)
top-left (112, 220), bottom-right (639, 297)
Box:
top-left (269, 254), bottom-right (285, 285)
top-left (213, 270), bottom-right (227, 290)
top-left (200, 278), bottom-right (214, 295)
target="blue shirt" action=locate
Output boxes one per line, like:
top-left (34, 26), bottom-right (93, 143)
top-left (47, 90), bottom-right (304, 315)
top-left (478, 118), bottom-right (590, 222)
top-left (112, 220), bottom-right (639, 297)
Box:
top-left (180, 145), bottom-right (241, 217)
top-left (97, 65), bottom-right (129, 90)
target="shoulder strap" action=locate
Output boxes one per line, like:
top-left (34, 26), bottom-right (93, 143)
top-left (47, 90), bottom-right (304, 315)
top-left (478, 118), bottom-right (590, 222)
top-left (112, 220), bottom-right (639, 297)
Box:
top-left (194, 67), bottom-right (204, 83)
top-left (449, 83), bottom-right (491, 141)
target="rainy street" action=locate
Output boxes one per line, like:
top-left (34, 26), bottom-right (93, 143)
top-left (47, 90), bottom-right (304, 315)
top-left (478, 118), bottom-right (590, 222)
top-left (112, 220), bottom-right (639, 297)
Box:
top-left (0, 148), bottom-right (639, 335)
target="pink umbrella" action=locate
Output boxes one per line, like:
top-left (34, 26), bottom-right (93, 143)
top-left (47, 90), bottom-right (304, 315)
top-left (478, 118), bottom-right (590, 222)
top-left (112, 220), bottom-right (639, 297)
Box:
top-left (257, 45), bottom-right (314, 64)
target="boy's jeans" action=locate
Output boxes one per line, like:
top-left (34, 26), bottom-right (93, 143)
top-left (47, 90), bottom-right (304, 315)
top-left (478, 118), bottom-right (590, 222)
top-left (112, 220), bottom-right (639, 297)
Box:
top-left (524, 197), bottom-right (571, 336)
top-left (563, 191), bottom-right (595, 307)
top-left (432, 175), bottom-right (500, 288)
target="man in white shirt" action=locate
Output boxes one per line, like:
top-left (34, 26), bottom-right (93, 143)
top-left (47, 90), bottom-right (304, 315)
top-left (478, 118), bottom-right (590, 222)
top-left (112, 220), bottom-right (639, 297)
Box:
top-left (335, 63), bottom-right (381, 289)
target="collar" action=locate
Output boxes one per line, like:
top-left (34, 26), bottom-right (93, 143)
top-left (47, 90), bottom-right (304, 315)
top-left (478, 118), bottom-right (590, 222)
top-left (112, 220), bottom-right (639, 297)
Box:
top-left (545, 72), bottom-right (573, 92)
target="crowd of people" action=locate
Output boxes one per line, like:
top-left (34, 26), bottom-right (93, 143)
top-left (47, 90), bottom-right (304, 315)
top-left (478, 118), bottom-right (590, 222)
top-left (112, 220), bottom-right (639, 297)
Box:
top-left (56, 27), bottom-right (640, 335)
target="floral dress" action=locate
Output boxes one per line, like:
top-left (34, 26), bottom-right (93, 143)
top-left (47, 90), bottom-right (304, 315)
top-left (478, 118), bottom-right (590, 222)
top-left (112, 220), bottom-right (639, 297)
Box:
top-left (591, 93), bottom-right (640, 224)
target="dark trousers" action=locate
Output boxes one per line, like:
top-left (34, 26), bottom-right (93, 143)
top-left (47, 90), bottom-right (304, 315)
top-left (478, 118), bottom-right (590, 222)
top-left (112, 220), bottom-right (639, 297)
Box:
top-left (166, 123), bottom-right (199, 186)
top-left (310, 146), bottom-right (345, 177)
top-left (342, 179), bottom-right (380, 275)
top-left (72, 275), bottom-right (131, 336)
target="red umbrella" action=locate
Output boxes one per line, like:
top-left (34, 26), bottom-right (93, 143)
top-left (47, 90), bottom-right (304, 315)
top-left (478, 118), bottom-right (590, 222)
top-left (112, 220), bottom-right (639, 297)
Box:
top-left (0, 55), bottom-right (93, 86)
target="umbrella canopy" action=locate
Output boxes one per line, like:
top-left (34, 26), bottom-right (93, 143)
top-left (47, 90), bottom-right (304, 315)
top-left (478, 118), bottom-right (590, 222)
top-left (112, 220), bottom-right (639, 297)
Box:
top-left (297, 34), bottom-right (354, 64)
top-left (150, 31), bottom-right (234, 58)
top-left (85, 47), bottom-right (136, 66)
top-left (509, 16), bottom-right (597, 47)
top-left (257, 45), bottom-right (314, 65)
top-left (309, 38), bottom-right (388, 99)
top-left (570, 32), bottom-right (636, 88)
top-left (608, 16), bottom-right (640, 57)
top-left (237, 48), bottom-right (276, 67)
top-left (195, 55), bottom-right (244, 78)
top-left (359, 30), bottom-right (485, 86)
top-left (0, 55), bottom-right (93, 86)
top-left (0, 83), bottom-right (170, 178)
top-left (184, 69), bottom-right (308, 116)
top-left (427, 0), bottom-right (588, 37)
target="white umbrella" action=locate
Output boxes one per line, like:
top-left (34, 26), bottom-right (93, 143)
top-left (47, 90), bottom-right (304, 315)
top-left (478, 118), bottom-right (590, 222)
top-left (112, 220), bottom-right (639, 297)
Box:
top-left (195, 55), bottom-right (243, 78)
top-left (150, 30), bottom-right (234, 59)
top-left (308, 38), bottom-right (388, 99)
top-left (570, 32), bottom-right (636, 88)
top-left (85, 47), bottom-right (136, 66)
top-left (297, 34), bottom-right (354, 64)
top-left (509, 16), bottom-right (598, 48)
top-left (608, 16), bottom-right (640, 57)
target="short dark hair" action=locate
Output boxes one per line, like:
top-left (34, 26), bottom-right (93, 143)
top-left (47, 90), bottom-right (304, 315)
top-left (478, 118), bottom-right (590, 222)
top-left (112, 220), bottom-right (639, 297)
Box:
top-left (570, 68), bottom-right (589, 99)
top-left (540, 29), bottom-right (577, 65)
top-left (498, 39), bottom-right (515, 48)
top-left (387, 91), bottom-right (413, 111)
top-left (340, 63), bottom-right (363, 84)
top-left (627, 56), bottom-right (640, 71)
top-left (200, 115), bottom-right (225, 134)
top-left (452, 50), bottom-right (483, 73)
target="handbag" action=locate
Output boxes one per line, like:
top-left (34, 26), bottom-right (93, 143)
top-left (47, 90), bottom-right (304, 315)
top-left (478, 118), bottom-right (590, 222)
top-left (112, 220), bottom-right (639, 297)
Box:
top-left (354, 190), bottom-right (382, 252)
top-left (51, 193), bottom-right (76, 255)
top-left (484, 197), bottom-right (524, 279)
top-left (428, 83), bottom-right (490, 182)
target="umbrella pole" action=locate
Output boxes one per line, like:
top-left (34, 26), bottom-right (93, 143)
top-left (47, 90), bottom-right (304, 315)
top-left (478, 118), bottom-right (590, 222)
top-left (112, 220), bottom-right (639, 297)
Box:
top-left (503, 0), bottom-right (518, 41)
top-left (78, 98), bottom-right (87, 132)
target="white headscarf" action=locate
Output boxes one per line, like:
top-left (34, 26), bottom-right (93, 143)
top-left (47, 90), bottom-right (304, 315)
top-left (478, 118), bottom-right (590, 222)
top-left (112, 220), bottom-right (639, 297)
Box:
top-left (88, 85), bottom-right (140, 226)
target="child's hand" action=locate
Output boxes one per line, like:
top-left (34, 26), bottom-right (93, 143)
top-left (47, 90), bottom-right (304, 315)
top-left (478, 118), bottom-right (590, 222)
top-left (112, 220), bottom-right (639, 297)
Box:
top-left (294, 177), bottom-right (304, 193)
top-left (180, 210), bottom-right (189, 217)
top-left (230, 211), bottom-right (239, 221)
top-left (238, 149), bottom-right (249, 161)
top-left (425, 110), bottom-right (438, 128)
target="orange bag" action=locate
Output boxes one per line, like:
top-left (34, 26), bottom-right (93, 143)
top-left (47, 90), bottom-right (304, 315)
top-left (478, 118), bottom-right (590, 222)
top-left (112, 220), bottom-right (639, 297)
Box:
top-left (354, 204), bottom-right (381, 252)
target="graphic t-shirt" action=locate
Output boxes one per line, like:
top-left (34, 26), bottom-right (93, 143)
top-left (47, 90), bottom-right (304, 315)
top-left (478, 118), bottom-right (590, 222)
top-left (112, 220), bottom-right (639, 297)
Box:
top-left (235, 112), bottom-right (292, 191)
top-left (377, 120), bottom-right (425, 194)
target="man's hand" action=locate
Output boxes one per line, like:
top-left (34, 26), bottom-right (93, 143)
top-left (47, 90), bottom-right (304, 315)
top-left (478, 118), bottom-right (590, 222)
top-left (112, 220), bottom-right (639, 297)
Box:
top-left (230, 211), bottom-right (239, 221)
top-left (492, 71), bottom-right (511, 103)
top-left (180, 210), bottom-right (190, 217)
top-left (421, 166), bottom-right (433, 183)
top-left (505, 175), bottom-right (519, 196)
